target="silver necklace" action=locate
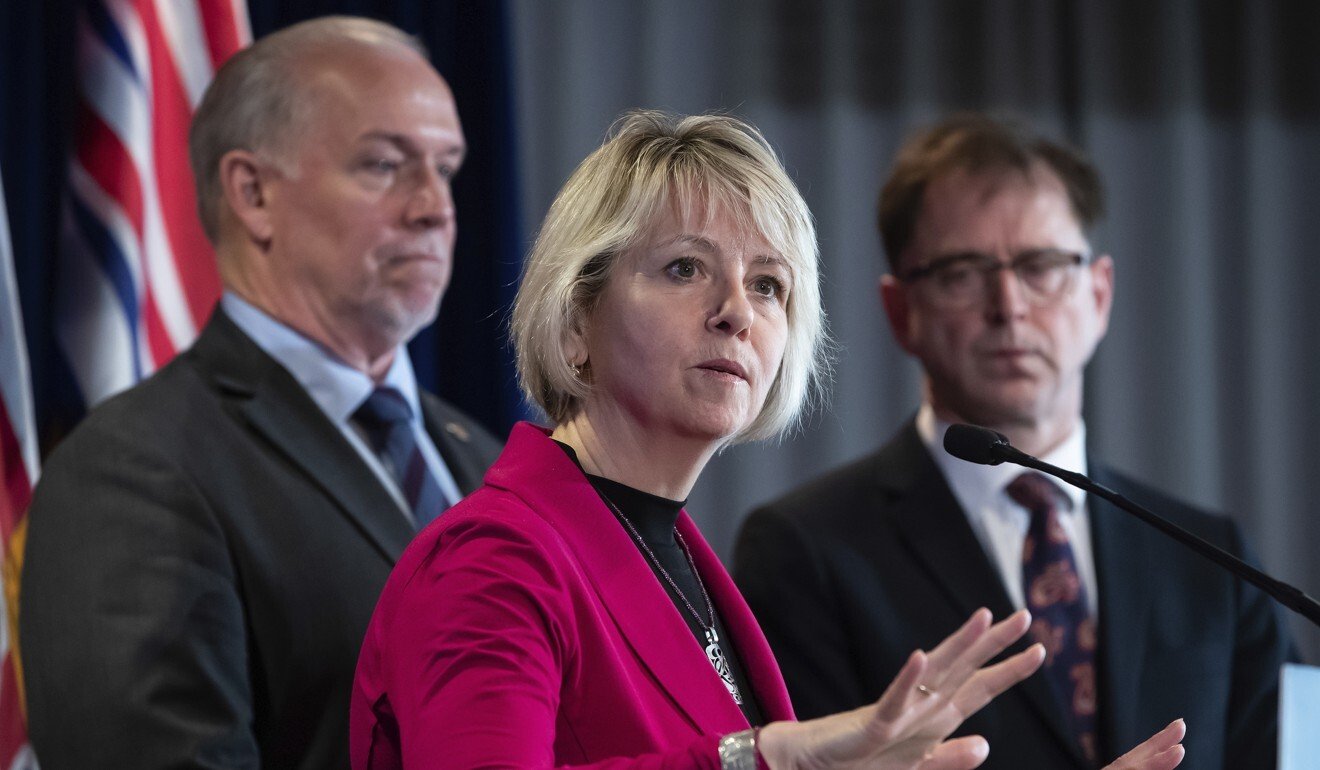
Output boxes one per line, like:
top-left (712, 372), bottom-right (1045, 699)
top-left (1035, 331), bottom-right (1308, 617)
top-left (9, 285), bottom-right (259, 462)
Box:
top-left (600, 494), bottom-right (743, 705)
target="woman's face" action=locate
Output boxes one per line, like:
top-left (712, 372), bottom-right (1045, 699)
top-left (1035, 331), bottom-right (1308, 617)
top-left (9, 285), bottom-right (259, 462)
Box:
top-left (574, 203), bottom-right (792, 445)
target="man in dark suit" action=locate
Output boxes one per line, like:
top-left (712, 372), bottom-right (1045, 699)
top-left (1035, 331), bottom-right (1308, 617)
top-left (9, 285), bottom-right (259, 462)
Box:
top-left (734, 113), bottom-right (1293, 769)
top-left (19, 17), bottom-right (502, 770)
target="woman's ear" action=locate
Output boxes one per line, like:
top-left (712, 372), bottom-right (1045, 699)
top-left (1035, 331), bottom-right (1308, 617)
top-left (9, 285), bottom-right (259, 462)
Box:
top-left (564, 323), bottom-right (588, 369)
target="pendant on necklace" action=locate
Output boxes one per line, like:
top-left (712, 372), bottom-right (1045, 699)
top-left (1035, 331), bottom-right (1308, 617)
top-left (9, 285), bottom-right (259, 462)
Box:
top-left (704, 627), bottom-right (743, 704)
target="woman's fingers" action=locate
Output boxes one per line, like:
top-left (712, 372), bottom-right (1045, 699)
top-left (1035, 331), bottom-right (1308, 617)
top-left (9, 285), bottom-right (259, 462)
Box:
top-left (874, 648), bottom-right (930, 723)
top-left (1103, 720), bottom-right (1186, 770)
top-left (949, 643), bottom-right (1046, 717)
top-left (846, 609), bottom-right (1040, 767)
top-left (926, 609), bottom-right (1031, 695)
top-left (876, 609), bottom-right (1037, 732)
top-left (1141, 746), bottom-right (1186, 770)
top-left (915, 735), bottom-right (990, 770)
top-left (922, 608), bottom-right (993, 674)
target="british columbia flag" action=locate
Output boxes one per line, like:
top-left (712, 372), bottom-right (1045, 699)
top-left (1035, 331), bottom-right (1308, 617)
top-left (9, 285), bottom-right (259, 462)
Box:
top-left (1, 170), bottom-right (39, 770)
top-left (1, 2), bottom-right (250, 766)
top-left (57, 0), bottom-right (250, 407)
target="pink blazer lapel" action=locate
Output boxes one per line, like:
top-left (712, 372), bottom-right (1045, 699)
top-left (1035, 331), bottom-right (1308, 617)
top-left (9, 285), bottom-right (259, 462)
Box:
top-left (680, 513), bottom-right (796, 723)
top-left (486, 424), bottom-right (754, 734)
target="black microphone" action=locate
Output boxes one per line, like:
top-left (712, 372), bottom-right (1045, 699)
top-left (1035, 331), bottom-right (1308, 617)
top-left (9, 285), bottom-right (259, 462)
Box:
top-left (944, 423), bottom-right (1320, 627)
top-left (943, 423), bottom-right (1014, 466)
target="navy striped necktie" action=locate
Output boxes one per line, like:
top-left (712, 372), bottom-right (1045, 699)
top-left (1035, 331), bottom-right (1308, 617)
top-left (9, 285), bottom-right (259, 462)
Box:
top-left (353, 387), bottom-right (449, 530)
top-left (1008, 471), bottom-right (1100, 765)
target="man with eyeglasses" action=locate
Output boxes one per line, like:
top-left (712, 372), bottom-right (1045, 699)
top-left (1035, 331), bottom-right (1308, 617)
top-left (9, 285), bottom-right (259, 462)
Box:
top-left (734, 113), bottom-right (1292, 769)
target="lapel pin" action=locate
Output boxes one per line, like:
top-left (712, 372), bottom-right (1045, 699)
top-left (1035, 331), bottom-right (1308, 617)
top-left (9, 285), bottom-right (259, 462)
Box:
top-left (444, 421), bottom-right (470, 442)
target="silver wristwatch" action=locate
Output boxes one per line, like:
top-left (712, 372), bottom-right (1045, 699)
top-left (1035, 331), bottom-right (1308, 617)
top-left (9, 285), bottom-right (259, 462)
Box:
top-left (718, 728), bottom-right (760, 770)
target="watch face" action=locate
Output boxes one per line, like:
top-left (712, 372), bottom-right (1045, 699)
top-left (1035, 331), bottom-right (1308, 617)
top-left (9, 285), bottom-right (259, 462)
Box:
top-left (717, 730), bottom-right (760, 770)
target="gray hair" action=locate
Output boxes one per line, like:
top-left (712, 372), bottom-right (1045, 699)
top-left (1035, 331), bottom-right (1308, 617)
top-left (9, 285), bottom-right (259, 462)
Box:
top-left (188, 16), bottom-right (427, 242)
top-left (511, 110), bottom-right (830, 444)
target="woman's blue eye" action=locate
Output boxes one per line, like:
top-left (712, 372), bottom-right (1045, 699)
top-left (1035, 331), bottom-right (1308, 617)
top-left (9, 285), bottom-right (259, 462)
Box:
top-left (753, 276), bottom-right (785, 298)
top-left (668, 259), bottom-right (698, 279)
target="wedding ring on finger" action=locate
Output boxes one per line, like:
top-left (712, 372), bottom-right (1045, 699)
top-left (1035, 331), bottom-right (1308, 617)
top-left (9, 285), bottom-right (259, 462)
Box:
top-left (915, 684), bottom-right (935, 697)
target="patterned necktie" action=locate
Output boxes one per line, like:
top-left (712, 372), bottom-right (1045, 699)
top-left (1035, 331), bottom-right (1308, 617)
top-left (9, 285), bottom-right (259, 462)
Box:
top-left (353, 387), bottom-right (450, 530)
top-left (1008, 471), bottom-right (1099, 765)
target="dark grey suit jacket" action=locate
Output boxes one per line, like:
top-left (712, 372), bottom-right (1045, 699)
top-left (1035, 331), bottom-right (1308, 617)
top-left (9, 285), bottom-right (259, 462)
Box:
top-left (20, 310), bottom-right (503, 770)
top-left (734, 420), bottom-right (1293, 769)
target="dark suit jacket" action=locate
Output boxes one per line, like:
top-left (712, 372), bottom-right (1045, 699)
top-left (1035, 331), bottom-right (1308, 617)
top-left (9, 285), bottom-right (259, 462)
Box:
top-left (352, 423), bottom-right (795, 768)
top-left (733, 420), bottom-right (1293, 769)
top-left (20, 310), bottom-right (503, 770)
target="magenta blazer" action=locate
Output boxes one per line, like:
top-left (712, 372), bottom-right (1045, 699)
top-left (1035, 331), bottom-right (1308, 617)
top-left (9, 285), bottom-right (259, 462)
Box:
top-left (351, 422), bottom-right (795, 769)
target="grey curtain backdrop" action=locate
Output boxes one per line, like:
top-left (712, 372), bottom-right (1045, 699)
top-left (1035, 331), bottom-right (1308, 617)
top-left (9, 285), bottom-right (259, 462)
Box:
top-left (509, 0), bottom-right (1320, 662)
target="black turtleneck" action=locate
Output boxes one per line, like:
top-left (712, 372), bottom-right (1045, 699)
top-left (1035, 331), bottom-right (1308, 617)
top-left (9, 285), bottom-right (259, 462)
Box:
top-left (554, 441), bottom-right (764, 727)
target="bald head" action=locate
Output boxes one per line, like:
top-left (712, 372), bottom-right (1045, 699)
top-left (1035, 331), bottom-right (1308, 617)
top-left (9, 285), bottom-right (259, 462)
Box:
top-left (188, 16), bottom-right (435, 243)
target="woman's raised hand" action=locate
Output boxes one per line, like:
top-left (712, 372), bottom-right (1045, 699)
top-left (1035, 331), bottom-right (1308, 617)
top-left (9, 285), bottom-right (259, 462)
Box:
top-left (756, 606), bottom-right (1187, 770)
top-left (757, 608), bottom-right (1043, 770)
top-left (1100, 719), bottom-right (1185, 770)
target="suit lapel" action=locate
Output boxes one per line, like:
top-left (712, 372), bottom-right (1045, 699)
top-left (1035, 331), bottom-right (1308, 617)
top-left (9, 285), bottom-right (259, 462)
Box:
top-left (487, 424), bottom-right (750, 735)
top-left (1089, 465), bottom-right (1153, 755)
top-left (882, 423), bottom-right (1084, 763)
top-left (419, 394), bottom-right (488, 495)
top-left (240, 394), bottom-right (414, 562)
top-left (191, 311), bottom-right (414, 564)
top-left (887, 460), bottom-right (1016, 620)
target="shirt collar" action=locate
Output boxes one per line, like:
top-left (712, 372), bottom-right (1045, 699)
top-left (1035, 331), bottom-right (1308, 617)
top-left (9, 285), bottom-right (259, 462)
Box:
top-left (220, 291), bottom-right (422, 425)
top-left (916, 402), bottom-right (1089, 515)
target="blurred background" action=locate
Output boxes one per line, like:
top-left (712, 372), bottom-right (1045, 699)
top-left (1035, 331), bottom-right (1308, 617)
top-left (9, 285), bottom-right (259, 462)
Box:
top-left (3, 0), bottom-right (1318, 664)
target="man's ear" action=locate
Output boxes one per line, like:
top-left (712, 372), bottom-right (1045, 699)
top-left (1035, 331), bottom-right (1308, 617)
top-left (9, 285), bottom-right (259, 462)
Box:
top-left (218, 149), bottom-right (277, 246)
top-left (1089, 253), bottom-right (1115, 339)
top-left (879, 274), bottom-right (918, 355)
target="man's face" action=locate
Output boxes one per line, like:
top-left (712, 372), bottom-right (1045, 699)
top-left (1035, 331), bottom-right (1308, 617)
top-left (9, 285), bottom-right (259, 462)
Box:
top-left (262, 43), bottom-right (464, 357)
top-left (880, 165), bottom-right (1114, 439)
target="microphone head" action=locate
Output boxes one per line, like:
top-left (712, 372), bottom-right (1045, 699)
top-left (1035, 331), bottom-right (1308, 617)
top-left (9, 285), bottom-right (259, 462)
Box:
top-left (943, 424), bottom-right (1013, 466)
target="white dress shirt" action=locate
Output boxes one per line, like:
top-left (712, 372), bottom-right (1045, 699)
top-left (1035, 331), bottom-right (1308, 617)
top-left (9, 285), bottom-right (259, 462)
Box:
top-left (221, 292), bottom-right (463, 524)
top-left (916, 403), bottom-right (1099, 617)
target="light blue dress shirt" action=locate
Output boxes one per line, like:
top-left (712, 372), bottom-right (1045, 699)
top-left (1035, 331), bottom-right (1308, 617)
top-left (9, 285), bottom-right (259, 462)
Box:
top-left (221, 292), bottom-right (463, 525)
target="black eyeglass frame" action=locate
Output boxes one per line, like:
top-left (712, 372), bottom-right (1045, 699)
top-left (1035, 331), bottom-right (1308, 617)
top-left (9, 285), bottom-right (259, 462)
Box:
top-left (898, 248), bottom-right (1093, 307)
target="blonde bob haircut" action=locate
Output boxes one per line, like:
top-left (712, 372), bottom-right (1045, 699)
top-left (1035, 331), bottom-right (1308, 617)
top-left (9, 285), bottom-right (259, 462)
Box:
top-left (512, 110), bottom-right (829, 444)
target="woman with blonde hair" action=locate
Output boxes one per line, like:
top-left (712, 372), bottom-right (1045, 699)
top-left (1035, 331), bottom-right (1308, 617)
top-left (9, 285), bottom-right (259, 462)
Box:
top-left (351, 110), bottom-right (1184, 770)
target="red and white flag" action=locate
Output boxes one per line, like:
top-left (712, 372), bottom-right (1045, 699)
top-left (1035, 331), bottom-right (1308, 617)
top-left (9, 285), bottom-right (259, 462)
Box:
top-left (0, 170), bottom-right (39, 769)
top-left (58, 0), bottom-right (251, 407)
top-left (5, 2), bottom-right (251, 765)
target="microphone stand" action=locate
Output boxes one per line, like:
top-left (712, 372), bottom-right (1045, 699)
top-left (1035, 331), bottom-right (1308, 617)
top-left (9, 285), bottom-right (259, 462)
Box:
top-left (997, 444), bottom-right (1320, 627)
